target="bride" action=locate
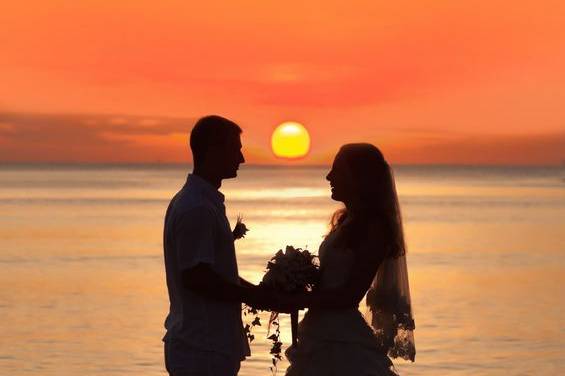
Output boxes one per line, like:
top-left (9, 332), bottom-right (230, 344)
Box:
top-left (282, 143), bottom-right (415, 376)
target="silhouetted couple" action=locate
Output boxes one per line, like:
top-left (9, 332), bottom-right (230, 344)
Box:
top-left (162, 115), bottom-right (415, 376)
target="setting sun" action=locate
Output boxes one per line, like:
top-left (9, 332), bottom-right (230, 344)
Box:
top-left (271, 121), bottom-right (311, 159)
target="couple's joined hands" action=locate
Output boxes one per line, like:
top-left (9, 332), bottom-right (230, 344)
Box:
top-left (246, 284), bottom-right (306, 313)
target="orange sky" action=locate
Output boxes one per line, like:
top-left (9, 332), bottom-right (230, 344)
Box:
top-left (1, 0), bottom-right (564, 165)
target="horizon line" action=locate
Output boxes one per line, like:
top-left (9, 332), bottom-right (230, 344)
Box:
top-left (0, 161), bottom-right (562, 169)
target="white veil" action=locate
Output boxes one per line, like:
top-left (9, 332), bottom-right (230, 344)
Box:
top-left (365, 163), bottom-right (415, 362)
top-left (366, 253), bottom-right (416, 361)
top-left (335, 145), bottom-right (416, 362)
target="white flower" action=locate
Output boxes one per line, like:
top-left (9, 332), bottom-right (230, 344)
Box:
top-left (233, 214), bottom-right (249, 240)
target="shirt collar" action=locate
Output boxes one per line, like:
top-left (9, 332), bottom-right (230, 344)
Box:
top-left (185, 173), bottom-right (225, 207)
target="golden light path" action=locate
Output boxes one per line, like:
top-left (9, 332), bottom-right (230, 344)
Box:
top-left (271, 121), bottom-right (311, 159)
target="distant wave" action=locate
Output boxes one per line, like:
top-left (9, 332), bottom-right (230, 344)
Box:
top-left (0, 195), bottom-right (561, 208)
top-left (0, 198), bottom-right (170, 205)
top-left (3, 250), bottom-right (561, 269)
top-left (0, 253), bottom-right (161, 265)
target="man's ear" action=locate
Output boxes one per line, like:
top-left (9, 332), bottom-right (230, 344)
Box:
top-left (197, 149), bottom-right (213, 168)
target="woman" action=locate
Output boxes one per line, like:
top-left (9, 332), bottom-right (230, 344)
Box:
top-left (284, 143), bottom-right (415, 376)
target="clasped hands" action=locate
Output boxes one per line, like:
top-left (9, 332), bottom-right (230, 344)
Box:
top-left (245, 284), bottom-right (307, 313)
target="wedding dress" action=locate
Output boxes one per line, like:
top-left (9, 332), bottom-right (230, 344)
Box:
top-left (285, 228), bottom-right (415, 376)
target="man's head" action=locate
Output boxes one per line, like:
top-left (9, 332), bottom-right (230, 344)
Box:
top-left (190, 115), bottom-right (245, 180)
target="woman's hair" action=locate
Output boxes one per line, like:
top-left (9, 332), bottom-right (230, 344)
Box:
top-left (329, 143), bottom-right (406, 259)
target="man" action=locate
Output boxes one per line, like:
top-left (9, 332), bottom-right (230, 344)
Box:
top-left (162, 115), bottom-right (267, 376)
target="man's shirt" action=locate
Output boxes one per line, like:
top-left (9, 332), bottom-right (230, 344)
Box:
top-left (163, 174), bottom-right (250, 360)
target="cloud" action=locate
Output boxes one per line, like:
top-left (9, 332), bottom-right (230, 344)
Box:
top-left (0, 112), bottom-right (195, 139)
top-left (0, 112), bottom-right (563, 165)
top-left (383, 132), bottom-right (565, 165)
top-left (0, 112), bottom-right (196, 162)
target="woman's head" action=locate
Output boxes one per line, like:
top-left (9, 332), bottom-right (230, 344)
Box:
top-left (327, 143), bottom-right (405, 258)
top-left (326, 143), bottom-right (388, 208)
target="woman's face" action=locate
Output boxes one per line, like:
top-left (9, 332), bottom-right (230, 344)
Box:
top-left (326, 151), bottom-right (356, 203)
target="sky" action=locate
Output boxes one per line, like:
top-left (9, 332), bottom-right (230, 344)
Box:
top-left (1, 0), bottom-right (564, 165)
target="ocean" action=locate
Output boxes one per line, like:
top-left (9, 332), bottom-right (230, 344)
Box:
top-left (0, 164), bottom-right (563, 375)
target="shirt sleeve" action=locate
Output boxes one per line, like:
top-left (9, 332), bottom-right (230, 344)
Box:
top-left (175, 205), bottom-right (216, 271)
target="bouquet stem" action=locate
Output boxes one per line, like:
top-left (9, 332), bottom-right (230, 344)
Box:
top-left (291, 310), bottom-right (298, 347)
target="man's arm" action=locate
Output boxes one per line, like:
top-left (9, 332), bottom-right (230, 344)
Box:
top-left (183, 265), bottom-right (298, 313)
top-left (239, 276), bottom-right (256, 289)
top-left (182, 263), bottom-right (257, 304)
top-left (175, 207), bottom-right (267, 308)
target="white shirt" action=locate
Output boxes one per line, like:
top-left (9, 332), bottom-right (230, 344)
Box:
top-left (162, 174), bottom-right (250, 361)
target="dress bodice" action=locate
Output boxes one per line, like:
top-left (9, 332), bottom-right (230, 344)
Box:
top-left (317, 229), bottom-right (356, 290)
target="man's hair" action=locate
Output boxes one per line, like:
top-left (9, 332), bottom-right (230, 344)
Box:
top-left (189, 115), bottom-right (242, 165)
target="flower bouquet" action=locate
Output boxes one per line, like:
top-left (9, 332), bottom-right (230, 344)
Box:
top-left (261, 246), bottom-right (319, 348)
top-left (236, 217), bottom-right (319, 372)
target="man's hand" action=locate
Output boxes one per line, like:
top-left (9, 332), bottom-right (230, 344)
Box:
top-left (239, 277), bottom-right (256, 289)
top-left (242, 285), bottom-right (273, 311)
top-left (244, 286), bottom-right (308, 313)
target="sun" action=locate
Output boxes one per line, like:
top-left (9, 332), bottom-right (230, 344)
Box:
top-left (271, 121), bottom-right (311, 159)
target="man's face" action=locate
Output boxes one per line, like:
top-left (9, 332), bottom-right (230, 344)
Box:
top-left (220, 135), bottom-right (245, 179)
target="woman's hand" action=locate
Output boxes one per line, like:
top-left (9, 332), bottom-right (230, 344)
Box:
top-left (270, 290), bottom-right (309, 313)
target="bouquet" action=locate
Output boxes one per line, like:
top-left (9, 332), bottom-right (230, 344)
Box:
top-left (235, 217), bottom-right (319, 373)
top-left (261, 246), bottom-right (319, 371)
top-left (243, 246), bottom-right (319, 373)
top-left (262, 245), bottom-right (319, 295)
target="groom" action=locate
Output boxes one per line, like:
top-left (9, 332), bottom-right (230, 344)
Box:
top-left (162, 115), bottom-right (270, 376)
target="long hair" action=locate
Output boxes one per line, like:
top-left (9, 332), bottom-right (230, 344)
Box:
top-left (329, 143), bottom-right (406, 259)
